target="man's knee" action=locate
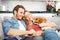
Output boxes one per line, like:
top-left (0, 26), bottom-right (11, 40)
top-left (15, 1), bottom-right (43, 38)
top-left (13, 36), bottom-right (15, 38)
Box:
top-left (44, 27), bottom-right (56, 33)
top-left (43, 27), bottom-right (57, 37)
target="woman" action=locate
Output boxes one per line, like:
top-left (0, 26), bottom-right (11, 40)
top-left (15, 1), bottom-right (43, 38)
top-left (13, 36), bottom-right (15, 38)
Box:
top-left (23, 11), bottom-right (43, 40)
top-left (24, 11), bottom-right (60, 40)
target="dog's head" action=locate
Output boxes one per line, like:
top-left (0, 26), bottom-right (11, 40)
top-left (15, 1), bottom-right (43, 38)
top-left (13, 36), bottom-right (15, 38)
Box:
top-left (33, 16), bottom-right (47, 24)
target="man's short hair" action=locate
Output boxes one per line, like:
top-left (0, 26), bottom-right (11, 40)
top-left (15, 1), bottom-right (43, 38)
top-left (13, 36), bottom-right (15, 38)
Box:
top-left (13, 5), bottom-right (25, 14)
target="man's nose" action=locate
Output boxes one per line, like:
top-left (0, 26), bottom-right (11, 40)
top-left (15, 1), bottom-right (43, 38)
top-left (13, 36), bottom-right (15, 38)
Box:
top-left (22, 14), bottom-right (24, 16)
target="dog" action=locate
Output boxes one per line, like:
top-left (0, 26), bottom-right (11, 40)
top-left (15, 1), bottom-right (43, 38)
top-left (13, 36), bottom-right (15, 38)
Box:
top-left (32, 16), bottom-right (57, 30)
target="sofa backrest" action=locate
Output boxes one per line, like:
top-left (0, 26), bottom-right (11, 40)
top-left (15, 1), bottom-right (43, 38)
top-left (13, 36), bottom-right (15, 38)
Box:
top-left (47, 16), bottom-right (60, 29)
top-left (0, 16), bottom-right (12, 40)
top-left (0, 17), bottom-right (4, 40)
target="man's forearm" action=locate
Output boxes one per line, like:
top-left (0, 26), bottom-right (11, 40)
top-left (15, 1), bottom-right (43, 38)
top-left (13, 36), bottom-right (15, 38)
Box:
top-left (7, 29), bottom-right (29, 36)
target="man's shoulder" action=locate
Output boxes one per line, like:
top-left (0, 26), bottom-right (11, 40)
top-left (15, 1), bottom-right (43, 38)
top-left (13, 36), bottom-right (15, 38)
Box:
top-left (2, 17), bottom-right (13, 26)
top-left (2, 17), bottom-right (12, 23)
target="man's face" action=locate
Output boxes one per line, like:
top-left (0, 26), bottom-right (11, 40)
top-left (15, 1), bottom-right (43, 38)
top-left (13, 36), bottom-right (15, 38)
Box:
top-left (14, 8), bottom-right (25, 20)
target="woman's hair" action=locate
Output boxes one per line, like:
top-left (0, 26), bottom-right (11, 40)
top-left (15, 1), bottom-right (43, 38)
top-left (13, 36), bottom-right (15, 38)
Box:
top-left (23, 10), bottom-right (32, 26)
top-left (24, 18), bottom-right (29, 26)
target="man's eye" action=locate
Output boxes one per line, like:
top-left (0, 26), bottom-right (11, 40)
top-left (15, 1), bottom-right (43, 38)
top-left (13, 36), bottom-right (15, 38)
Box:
top-left (20, 12), bottom-right (23, 13)
top-left (20, 12), bottom-right (24, 14)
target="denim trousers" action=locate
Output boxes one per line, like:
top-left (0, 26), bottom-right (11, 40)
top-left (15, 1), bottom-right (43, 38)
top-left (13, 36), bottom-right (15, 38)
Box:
top-left (25, 28), bottom-right (60, 40)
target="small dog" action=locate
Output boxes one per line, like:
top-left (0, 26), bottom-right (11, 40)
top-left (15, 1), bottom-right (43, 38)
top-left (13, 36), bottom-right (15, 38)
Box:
top-left (33, 16), bottom-right (47, 24)
top-left (32, 16), bottom-right (57, 30)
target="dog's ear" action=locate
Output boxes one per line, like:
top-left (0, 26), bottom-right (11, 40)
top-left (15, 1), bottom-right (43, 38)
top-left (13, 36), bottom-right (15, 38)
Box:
top-left (32, 16), bottom-right (43, 24)
top-left (32, 16), bottom-right (47, 24)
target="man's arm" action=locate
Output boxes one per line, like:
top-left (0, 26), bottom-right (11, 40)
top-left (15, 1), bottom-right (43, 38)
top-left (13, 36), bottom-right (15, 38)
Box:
top-left (2, 19), bottom-right (33, 36)
top-left (7, 28), bottom-right (36, 36)
top-left (7, 28), bottom-right (29, 36)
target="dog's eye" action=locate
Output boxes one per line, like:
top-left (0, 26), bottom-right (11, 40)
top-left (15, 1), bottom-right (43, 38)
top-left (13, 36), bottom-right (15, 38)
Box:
top-left (36, 18), bottom-right (38, 20)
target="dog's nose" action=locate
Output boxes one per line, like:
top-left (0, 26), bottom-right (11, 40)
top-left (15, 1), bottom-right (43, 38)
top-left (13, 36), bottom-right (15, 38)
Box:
top-left (36, 18), bottom-right (38, 20)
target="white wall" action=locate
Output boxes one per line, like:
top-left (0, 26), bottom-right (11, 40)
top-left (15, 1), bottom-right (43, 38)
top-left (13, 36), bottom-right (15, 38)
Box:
top-left (2, 1), bottom-right (46, 11)
top-left (1, 0), bottom-right (60, 11)
top-left (0, 0), bottom-right (1, 4)
top-left (56, 1), bottom-right (60, 11)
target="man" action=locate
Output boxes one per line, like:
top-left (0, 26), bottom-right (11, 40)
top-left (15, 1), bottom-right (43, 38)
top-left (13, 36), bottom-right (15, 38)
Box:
top-left (2, 5), bottom-right (34, 40)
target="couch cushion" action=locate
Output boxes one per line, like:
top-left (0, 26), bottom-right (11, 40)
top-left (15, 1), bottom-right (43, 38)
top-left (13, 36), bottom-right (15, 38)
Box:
top-left (0, 17), bottom-right (4, 40)
top-left (47, 16), bottom-right (60, 29)
top-left (0, 16), bottom-right (12, 40)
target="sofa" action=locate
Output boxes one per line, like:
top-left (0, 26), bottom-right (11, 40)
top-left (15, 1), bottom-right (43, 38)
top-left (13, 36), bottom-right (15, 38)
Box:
top-left (0, 14), bottom-right (60, 40)
top-left (0, 14), bottom-right (12, 40)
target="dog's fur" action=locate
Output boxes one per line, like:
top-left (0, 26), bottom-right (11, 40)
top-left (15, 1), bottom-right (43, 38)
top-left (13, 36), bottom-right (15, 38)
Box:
top-left (33, 16), bottom-right (47, 24)
top-left (32, 16), bottom-right (57, 28)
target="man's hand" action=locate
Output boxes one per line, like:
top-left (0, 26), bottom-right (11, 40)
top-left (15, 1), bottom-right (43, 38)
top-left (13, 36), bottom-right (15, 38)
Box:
top-left (28, 29), bottom-right (35, 34)
top-left (36, 31), bottom-right (43, 36)
top-left (32, 30), bottom-right (43, 36)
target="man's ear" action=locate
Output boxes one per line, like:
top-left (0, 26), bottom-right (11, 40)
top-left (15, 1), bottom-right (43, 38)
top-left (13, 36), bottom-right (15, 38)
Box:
top-left (14, 10), bottom-right (17, 15)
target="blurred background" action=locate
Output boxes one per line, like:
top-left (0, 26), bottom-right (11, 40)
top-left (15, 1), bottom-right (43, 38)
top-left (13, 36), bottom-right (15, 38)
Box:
top-left (0, 0), bottom-right (60, 28)
top-left (0, 0), bottom-right (60, 40)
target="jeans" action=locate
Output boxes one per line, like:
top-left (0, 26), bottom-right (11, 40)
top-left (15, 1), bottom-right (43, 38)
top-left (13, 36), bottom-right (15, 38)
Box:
top-left (43, 28), bottom-right (60, 40)
top-left (24, 36), bottom-right (43, 40)
top-left (33, 36), bottom-right (43, 40)
top-left (4, 37), bottom-right (18, 40)
top-left (25, 28), bottom-right (60, 40)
